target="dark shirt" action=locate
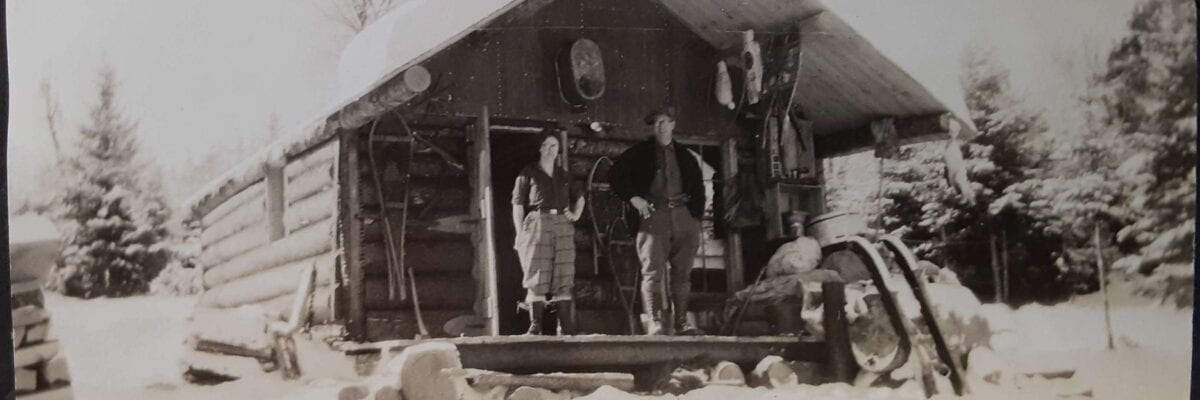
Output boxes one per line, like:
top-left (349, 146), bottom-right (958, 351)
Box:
top-left (512, 163), bottom-right (575, 211)
top-left (649, 143), bottom-right (685, 203)
top-left (610, 138), bottom-right (706, 232)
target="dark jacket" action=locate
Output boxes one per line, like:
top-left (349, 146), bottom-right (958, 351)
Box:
top-left (610, 139), bottom-right (706, 231)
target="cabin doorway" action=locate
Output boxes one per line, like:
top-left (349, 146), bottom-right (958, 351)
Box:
top-left (489, 130), bottom-right (550, 335)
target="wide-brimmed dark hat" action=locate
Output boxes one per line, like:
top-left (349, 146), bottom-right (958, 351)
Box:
top-left (643, 106), bottom-right (676, 125)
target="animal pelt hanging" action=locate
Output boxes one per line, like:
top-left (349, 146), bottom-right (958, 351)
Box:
top-left (942, 123), bottom-right (976, 205)
top-left (742, 30), bottom-right (764, 105)
top-left (871, 118), bottom-right (899, 159)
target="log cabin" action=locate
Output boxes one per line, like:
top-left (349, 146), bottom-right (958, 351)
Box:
top-left (179, 0), bottom-right (976, 384)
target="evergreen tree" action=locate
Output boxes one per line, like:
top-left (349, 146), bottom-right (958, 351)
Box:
top-left (882, 50), bottom-right (1058, 302)
top-left (50, 67), bottom-right (173, 298)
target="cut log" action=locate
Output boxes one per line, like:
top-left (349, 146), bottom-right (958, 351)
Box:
top-left (14, 385), bottom-right (73, 400)
top-left (261, 285), bottom-right (335, 323)
top-left (507, 386), bottom-right (571, 400)
top-left (40, 355), bottom-right (71, 385)
top-left (366, 310), bottom-right (469, 340)
top-left (15, 341), bottom-right (59, 368)
top-left (749, 355), bottom-right (798, 388)
top-left (386, 342), bottom-right (465, 400)
top-left (708, 361), bottom-right (746, 386)
top-left (199, 252), bottom-right (335, 308)
top-left (15, 326), bottom-right (27, 347)
top-left (15, 366), bottom-right (37, 391)
top-left (201, 182), bottom-right (265, 228)
top-left (13, 305), bottom-right (49, 327)
top-left (285, 191), bottom-right (335, 234)
top-left (183, 349), bottom-right (271, 381)
top-left (203, 217), bottom-right (333, 288)
top-left (187, 307), bottom-right (272, 353)
top-left (200, 223), bottom-right (269, 268)
top-left (24, 321), bottom-right (51, 345)
top-left (12, 279), bottom-right (44, 297)
top-left (465, 370), bottom-right (636, 393)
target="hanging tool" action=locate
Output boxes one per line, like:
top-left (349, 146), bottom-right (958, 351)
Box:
top-left (366, 119), bottom-right (408, 302)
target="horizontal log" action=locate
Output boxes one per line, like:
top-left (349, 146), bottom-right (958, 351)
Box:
top-left (362, 241), bottom-right (474, 276)
top-left (462, 369), bottom-right (636, 393)
top-left (183, 349), bottom-right (271, 381)
top-left (24, 321), bottom-right (51, 346)
top-left (364, 275), bottom-right (476, 310)
top-left (362, 218), bottom-right (473, 242)
top-left (366, 310), bottom-right (473, 341)
top-left (261, 285), bottom-right (335, 324)
top-left (199, 252), bottom-right (336, 308)
top-left (200, 206), bottom-right (265, 250)
top-left (16, 385), bottom-right (73, 400)
top-left (201, 182), bottom-right (265, 228)
top-left (286, 162), bottom-right (335, 206)
top-left (285, 139), bottom-right (338, 181)
top-left (41, 355), bottom-right (71, 385)
top-left (204, 218), bottom-right (334, 288)
top-left (15, 365), bottom-right (36, 392)
top-left (14, 326), bottom-right (26, 348)
top-left (360, 184), bottom-right (470, 211)
top-left (15, 341), bottom-right (59, 368)
top-left (285, 189), bottom-right (336, 234)
top-left (201, 222), bottom-right (269, 268)
top-left (13, 305), bottom-right (48, 328)
top-left (188, 307), bottom-right (272, 352)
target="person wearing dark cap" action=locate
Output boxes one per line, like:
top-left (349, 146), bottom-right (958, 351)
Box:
top-left (610, 107), bottom-right (706, 335)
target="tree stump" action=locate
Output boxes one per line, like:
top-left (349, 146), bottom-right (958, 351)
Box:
top-left (708, 361), bottom-right (746, 386)
top-left (388, 342), bottom-right (465, 400)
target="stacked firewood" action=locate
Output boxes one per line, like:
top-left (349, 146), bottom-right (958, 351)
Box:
top-left (12, 281), bottom-right (74, 400)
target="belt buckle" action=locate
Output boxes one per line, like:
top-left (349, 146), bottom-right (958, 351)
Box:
top-left (547, 209), bottom-right (560, 215)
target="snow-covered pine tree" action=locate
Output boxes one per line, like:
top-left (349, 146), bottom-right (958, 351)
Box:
top-left (881, 49), bottom-right (1059, 302)
top-left (50, 66), bottom-right (173, 298)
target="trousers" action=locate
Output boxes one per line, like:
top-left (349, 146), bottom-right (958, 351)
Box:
top-left (636, 205), bottom-right (701, 319)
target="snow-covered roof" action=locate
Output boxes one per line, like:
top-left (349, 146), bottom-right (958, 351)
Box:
top-left (183, 0), bottom-right (975, 219)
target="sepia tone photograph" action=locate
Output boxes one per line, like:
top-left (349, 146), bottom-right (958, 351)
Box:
top-left (6, 0), bottom-right (1195, 399)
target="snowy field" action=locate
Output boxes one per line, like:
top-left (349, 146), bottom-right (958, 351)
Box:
top-left (45, 292), bottom-right (1192, 400)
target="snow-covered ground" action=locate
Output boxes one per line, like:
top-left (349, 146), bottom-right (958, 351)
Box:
top-left (44, 291), bottom-right (1192, 399)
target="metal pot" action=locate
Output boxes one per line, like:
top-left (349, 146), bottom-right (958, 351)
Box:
top-left (806, 212), bottom-right (867, 246)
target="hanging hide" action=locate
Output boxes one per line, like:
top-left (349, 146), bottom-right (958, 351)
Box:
top-left (742, 30), bottom-right (764, 105)
top-left (871, 118), bottom-right (899, 160)
top-left (716, 60), bottom-right (734, 110)
top-left (942, 121), bottom-right (976, 205)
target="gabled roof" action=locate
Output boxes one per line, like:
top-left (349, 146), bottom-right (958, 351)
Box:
top-left (184, 0), bottom-right (974, 217)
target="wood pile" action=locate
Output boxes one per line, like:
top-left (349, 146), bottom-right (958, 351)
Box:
top-left (12, 281), bottom-right (74, 400)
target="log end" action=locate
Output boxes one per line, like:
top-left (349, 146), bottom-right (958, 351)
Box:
top-left (403, 66), bottom-right (432, 93)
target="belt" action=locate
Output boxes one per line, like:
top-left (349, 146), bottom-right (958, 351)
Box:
top-left (654, 196), bottom-right (689, 209)
top-left (534, 208), bottom-right (565, 215)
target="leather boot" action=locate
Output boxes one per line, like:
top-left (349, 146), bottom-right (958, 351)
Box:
top-left (672, 289), bottom-right (702, 335)
top-left (554, 300), bottom-right (577, 335)
top-left (640, 286), bottom-right (666, 335)
top-left (525, 301), bottom-right (545, 335)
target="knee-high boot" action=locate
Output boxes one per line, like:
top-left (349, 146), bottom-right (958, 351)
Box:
top-left (554, 300), bottom-right (576, 335)
top-left (525, 301), bottom-right (546, 335)
top-left (672, 288), bottom-right (701, 335)
top-left (640, 285), bottom-right (667, 335)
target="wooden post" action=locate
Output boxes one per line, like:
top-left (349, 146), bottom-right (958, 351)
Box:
top-left (1001, 228), bottom-right (1010, 302)
top-left (265, 165), bottom-right (287, 240)
top-left (989, 231), bottom-right (1001, 303)
top-left (721, 139), bottom-right (745, 293)
top-left (342, 130), bottom-right (366, 340)
top-left (1094, 224), bottom-right (1115, 350)
top-left (472, 106), bottom-right (500, 336)
top-left (822, 281), bottom-right (855, 383)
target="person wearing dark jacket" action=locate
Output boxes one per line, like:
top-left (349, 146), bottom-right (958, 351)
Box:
top-left (610, 107), bottom-right (705, 335)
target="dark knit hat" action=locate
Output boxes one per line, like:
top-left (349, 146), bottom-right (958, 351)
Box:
top-left (643, 106), bottom-right (676, 125)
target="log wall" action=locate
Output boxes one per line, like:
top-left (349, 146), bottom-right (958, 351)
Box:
top-left (194, 138), bottom-right (341, 338)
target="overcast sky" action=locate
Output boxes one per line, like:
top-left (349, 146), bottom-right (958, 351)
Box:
top-left (7, 0), bottom-right (1141, 206)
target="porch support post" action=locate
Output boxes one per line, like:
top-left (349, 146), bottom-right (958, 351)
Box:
top-left (721, 138), bottom-right (745, 293)
top-left (472, 106), bottom-right (500, 336)
top-left (341, 129), bottom-right (366, 340)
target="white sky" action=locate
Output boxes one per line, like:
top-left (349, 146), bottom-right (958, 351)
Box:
top-left (7, 0), bottom-right (1140, 205)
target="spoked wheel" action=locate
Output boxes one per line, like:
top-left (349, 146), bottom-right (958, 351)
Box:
top-left (587, 157), bottom-right (641, 334)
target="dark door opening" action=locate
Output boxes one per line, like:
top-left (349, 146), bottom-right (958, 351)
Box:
top-left (489, 131), bottom-right (548, 335)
